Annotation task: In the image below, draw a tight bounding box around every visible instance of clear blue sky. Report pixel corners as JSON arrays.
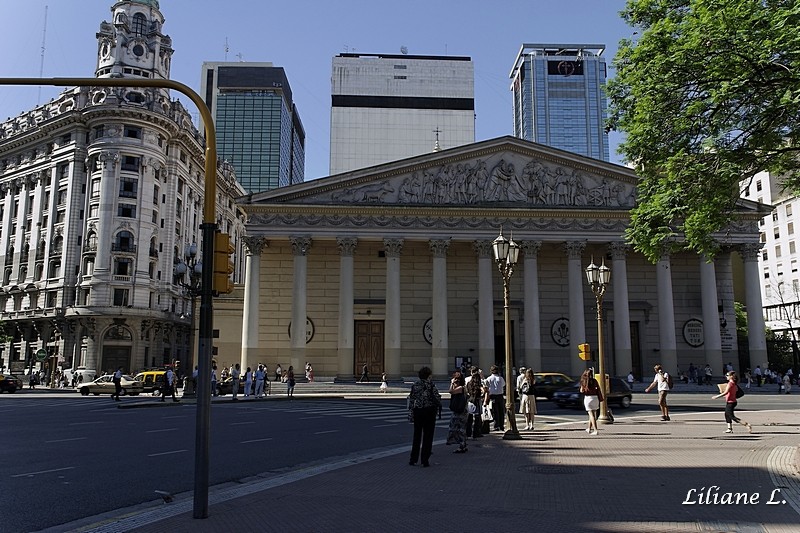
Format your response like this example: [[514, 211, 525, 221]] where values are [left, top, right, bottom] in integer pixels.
[[0, 0, 633, 180]]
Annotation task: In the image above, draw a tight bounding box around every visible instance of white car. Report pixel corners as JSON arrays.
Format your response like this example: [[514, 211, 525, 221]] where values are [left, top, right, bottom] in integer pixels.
[[77, 374, 143, 396], [63, 366, 97, 385]]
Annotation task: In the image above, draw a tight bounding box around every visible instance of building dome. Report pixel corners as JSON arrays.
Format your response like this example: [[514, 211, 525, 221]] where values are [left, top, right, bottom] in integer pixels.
[[129, 0, 160, 8]]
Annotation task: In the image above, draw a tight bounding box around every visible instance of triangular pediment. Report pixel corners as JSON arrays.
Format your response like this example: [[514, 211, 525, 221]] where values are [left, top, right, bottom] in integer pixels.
[[243, 136, 640, 210]]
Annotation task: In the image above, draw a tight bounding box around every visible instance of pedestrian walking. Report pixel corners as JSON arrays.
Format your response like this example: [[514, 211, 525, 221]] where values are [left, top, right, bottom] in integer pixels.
[[644, 364, 671, 421], [446, 371, 468, 454], [519, 368, 537, 430], [485, 365, 506, 431], [380, 372, 388, 392], [407, 366, 441, 467], [712, 370, 752, 433], [754, 365, 762, 386], [112, 366, 123, 401], [243, 367, 253, 397], [783, 372, 791, 394], [287, 366, 295, 397], [359, 363, 369, 383], [579, 369, 603, 435], [160, 367, 179, 402], [231, 363, 241, 401], [211, 364, 218, 397], [275, 364, 282, 384], [627, 370, 635, 390], [465, 366, 486, 439], [254, 364, 265, 398]]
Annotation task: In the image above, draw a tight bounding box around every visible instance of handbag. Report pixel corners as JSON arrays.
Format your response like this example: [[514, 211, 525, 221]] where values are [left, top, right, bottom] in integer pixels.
[[735, 385, 745, 399], [482, 403, 493, 422], [467, 401, 477, 414], [449, 391, 467, 413]]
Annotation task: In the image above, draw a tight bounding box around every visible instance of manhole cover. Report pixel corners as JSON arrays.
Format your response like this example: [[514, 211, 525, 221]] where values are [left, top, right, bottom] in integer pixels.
[[517, 465, 579, 475]]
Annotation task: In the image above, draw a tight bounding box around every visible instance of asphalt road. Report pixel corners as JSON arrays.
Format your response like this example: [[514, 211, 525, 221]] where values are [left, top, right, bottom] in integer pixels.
[[1, 391, 796, 532]]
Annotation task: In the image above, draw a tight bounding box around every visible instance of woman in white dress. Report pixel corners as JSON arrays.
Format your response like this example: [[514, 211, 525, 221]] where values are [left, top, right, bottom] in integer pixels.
[[518, 368, 537, 430]]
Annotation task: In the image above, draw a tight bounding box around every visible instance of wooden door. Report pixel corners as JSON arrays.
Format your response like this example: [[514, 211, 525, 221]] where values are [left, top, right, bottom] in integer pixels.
[[354, 321, 384, 378]]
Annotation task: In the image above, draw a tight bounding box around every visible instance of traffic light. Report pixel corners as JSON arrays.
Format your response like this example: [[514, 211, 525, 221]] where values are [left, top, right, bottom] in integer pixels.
[[578, 343, 591, 361], [212, 232, 235, 294]]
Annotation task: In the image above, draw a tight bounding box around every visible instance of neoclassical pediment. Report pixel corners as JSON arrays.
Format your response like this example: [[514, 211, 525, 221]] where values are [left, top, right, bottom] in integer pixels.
[[244, 136, 640, 210]]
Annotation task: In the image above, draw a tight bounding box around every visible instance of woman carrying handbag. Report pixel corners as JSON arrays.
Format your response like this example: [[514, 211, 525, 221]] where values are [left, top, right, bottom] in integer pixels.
[[446, 371, 469, 454], [579, 369, 603, 436]]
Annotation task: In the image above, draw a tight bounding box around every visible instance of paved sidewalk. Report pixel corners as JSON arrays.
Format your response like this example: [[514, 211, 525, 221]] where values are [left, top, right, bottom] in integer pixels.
[[58, 405, 800, 533]]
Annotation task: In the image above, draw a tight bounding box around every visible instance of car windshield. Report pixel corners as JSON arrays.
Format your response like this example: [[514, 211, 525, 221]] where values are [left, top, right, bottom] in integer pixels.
[[122, 375, 135, 381]]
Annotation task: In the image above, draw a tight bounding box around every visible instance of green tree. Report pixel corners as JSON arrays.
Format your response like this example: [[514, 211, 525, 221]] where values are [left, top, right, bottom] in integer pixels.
[[607, 0, 800, 262]]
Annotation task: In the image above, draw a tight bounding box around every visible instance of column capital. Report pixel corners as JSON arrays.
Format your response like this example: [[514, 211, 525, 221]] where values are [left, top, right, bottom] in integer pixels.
[[520, 240, 542, 257], [337, 237, 358, 257], [290, 236, 312, 257], [472, 240, 493, 258], [429, 239, 450, 258], [608, 241, 629, 260], [99, 151, 120, 168], [563, 241, 585, 260], [739, 243, 763, 262], [242, 236, 269, 256], [383, 238, 403, 258]]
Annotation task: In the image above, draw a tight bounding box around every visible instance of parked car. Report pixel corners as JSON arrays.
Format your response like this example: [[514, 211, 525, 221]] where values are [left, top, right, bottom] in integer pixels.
[[532, 372, 575, 399], [77, 375, 143, 396], [552, 377, 633, 409], [0, 374, 19, 393], [217, 377, 245, 396], [133, 370, 167, 394]]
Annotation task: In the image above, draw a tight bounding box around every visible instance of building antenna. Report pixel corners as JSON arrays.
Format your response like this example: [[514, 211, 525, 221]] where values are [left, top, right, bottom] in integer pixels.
[[37, 5, 48, 105], [224, 37, 229, 61]]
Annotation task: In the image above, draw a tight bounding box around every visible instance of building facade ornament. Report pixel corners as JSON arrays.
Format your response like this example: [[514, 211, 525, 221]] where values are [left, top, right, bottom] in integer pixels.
[[383, 238, 403, 257], [99, 151, 120, 168], [429, 239, 451, 258], [472, 240, 493, 258], [609, 241, 629, 260], [739, 243, 763, 261], [242, 236, 269, 256], [519, 240, 542, 257], [336, 237, 358, 257], [564, 241, 586, 260], [290, 237, 312, 256]]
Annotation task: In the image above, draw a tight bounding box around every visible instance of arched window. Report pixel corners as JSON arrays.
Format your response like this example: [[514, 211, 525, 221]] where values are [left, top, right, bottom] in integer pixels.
[[114, 231, 135, 252], [86, 232, 98, 251], [131, 13, 147, 36], [51, 236, 64, 255]]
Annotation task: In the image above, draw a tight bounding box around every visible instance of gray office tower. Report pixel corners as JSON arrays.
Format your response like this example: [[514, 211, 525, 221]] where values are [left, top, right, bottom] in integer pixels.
[[509, 44, 610, 161], [201, 62, 305, 192]]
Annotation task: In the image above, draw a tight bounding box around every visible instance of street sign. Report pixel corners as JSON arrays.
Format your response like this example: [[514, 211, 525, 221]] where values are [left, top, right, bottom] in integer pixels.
[[35, 349, 48, 361]]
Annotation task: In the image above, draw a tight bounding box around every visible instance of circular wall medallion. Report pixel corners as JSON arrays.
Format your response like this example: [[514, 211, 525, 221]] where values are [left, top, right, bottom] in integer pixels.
[[423, 317, 433, 345], [287, 317, 315, 344], [132, 44, 145, 57], [683, 318, 704, 347], [550, 317, 570, 347]]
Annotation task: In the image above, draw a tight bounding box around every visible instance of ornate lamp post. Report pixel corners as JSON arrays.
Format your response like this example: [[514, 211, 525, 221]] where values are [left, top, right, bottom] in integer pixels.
[[585, 256, 613, 424], [174, 243, 202, 397], [492, 230, 522, 440]]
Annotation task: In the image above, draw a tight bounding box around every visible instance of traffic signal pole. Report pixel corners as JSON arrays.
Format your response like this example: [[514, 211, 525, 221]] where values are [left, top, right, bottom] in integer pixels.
[[0, 77, 218, 519]]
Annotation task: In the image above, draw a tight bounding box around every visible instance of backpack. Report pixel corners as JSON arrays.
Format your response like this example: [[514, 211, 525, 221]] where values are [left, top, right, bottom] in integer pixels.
[[666, 373, 674, 390]]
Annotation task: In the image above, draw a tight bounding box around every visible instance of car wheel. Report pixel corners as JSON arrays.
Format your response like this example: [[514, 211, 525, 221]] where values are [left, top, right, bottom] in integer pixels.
[[80, 388, 89, 396], [93, 392, 100, 396], [130, 392, 140, 396], [620, 395, 631, 409]]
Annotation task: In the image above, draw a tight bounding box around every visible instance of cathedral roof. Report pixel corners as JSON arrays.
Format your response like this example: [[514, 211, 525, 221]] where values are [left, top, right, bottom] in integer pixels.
[[128, 0, 160, 8]]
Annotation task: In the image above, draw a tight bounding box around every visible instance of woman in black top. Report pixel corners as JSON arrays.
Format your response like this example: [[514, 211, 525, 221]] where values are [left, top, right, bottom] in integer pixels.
[[407, 367, 441, 467]]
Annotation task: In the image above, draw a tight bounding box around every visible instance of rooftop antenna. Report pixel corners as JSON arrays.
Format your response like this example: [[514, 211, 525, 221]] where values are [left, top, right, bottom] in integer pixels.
[[224, 37, 229, 61], [37, 5, 48, 105], [400, 45, 408, 55], [235, 52, 244, 62]]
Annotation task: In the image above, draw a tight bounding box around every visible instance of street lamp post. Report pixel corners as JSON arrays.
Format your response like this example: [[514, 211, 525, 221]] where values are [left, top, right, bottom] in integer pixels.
[[174, 243, 202, 397], [585, 256, 612, 424], [492, 230, 522, 440]]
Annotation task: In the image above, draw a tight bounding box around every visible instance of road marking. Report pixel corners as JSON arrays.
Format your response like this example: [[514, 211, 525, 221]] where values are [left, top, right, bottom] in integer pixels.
[[146, 449, 187, 457], [230, 421, 255, 426], [12, 466, 75, 478], [241, 438, 273, 444], [161, 415, 187, 419], [314, 430, 339, 435], [372, 423, 398, 428], [146, 428, 178, 434], [298, 416, 323, 420], [45, 437, 87, 443], [69, 421, 105, 426]]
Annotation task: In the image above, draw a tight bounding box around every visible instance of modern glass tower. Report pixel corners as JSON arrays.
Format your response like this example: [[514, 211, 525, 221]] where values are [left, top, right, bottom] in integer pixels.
[[330, 53, 475, 175], [509, 44, 610, 161], [201, 62, 305, 193]]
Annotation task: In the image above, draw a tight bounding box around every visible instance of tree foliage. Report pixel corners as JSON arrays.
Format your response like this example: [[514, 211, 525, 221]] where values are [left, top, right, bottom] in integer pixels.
[[607, 0, 800, 262]]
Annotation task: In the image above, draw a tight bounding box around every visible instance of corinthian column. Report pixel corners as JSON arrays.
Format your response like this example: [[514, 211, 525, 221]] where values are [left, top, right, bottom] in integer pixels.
[[609, 242, 632, 377], [240, 236, 268, 372], [473, 240, 495, 373], [520, 241, 542, 372], [290, 237, 312, 371], [384, 238, 404, 380], [337, 237, 357, 380], [565, 241, 586, 377], [740, 244, 767, 371], [429, 239, 450, 378]]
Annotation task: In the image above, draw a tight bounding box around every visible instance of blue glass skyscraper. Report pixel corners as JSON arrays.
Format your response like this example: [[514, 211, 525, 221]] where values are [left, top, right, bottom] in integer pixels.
[[510, 44, 610, 161]]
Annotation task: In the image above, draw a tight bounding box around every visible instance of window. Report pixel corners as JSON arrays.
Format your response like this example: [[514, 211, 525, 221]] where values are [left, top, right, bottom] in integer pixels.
[[756, 180, 762, 192], [48, 260, 61, 279], [114, 258, 132, 276], [131, 13, 147, 36], [791, 242, 797, 254], [46, 292, 57, 308], [795, 280, 800, 293], [787, 204, 793, 217], [114, 231, 135, 252], [124, 126, 142, 139], [59, 164, 69, 179], [153, 185, 159, 204], [789, 222, 794, 235], [113, 289, 130, 306], [121, 156, 140, 172], [55, 210, 66, 224], [88, 204, 99, 218], [764, 271, 770, 279], [776, 246, 782, 258], [765, 285, 772, 297], [94, 125, 105, 139], [57, 189, 68, 205], [119, 177, 138, 198], [763, 250, 769, 261], [177, 180, 184, 194], [118, 203, 137, 218], [90, 179, 101, 198], [775, 229, 780, 240]]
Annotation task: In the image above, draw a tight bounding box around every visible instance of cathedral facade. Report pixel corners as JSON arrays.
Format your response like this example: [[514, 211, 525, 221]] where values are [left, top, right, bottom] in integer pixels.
[[238, 137, 768, 380]]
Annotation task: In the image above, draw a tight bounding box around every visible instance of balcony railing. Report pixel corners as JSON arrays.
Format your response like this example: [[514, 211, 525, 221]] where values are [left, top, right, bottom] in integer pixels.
[[111, 244, 137, 253], [112, 275, 131, 282]]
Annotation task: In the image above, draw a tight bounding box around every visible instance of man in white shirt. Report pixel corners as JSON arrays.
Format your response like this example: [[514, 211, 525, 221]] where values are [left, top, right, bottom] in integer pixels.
[[231, 363, 241, 401], [754, 365, 762, 387], [644, 364, 670, 421], [485, 365, 506, 431], [254, 364, 265, 398]]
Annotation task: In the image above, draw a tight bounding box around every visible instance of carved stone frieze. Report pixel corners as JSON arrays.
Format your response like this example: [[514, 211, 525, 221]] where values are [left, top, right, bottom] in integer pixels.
[[609, 241, 629, 260], [564, 241, 586, 260], [738, 243, 763, 261], [293, 154, 637, 209], [472, 240, 492, 258], [290, 237, 312, 256], [337, 237, 358, 257], [519, 241, 542, 257], [383, 238, 403, 258], [429, 239, 450, 258]]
